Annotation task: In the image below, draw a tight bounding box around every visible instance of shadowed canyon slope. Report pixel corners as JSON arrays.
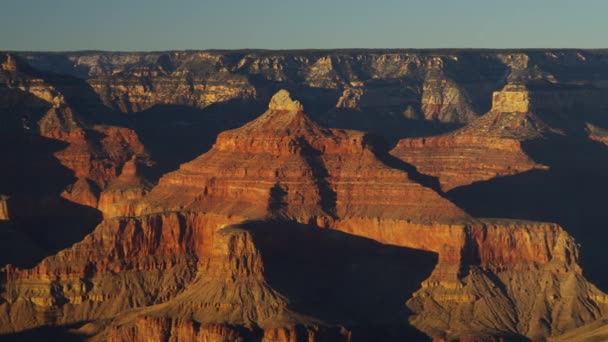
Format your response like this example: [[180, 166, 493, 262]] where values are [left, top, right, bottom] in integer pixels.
[[2, 50, 608, 341]]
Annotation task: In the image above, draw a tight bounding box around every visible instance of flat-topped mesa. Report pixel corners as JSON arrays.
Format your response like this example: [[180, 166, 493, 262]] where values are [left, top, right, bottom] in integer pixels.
[[491, 83, 530, 113], [140, 89, 468, 222], [392, 83, 551, 191], [454, 83, 554, 140]]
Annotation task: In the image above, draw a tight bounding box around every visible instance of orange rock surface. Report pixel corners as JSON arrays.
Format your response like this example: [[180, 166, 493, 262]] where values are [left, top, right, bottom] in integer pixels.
[[1, 87, 607, 341], [0, 53, 149, 212], [391, 84, 552, 191], [97, 157, 151, 218], [139, 89, 467, 222]]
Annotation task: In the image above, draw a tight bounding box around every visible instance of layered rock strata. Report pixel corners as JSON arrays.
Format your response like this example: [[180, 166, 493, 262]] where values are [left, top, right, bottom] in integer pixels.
[[1, 90, 468, 337], [138, 89, 467, 222], [391, 84, 551, 191], [103, 226, 350, 341], [1, 89, 606, 341], [0, 53, 149, 211]]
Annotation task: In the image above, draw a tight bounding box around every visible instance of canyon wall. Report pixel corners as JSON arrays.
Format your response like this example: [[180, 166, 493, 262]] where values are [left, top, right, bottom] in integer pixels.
[[3, 51, 608, 341], [18, 50, 608, 142]]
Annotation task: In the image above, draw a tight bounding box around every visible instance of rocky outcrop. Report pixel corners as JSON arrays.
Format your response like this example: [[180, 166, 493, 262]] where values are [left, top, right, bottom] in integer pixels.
[[105, 316, 349, 342], [405, 219, 607, 341], [0, 195, 9, 221], [420, 56, 479, 122], [0, 52, 149, 211], [491, 84, 530, 113], [391, 83, 553, 191], [101, 225, 350, 341], [97, 157, 151, 218], [15, 50, 608, 129], [0, 211, 204, 332]]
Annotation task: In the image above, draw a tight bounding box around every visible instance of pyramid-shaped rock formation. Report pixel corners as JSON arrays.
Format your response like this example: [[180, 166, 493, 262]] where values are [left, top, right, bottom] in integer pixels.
[[392, 83, 552, 191], [139, 89, 468, 222]]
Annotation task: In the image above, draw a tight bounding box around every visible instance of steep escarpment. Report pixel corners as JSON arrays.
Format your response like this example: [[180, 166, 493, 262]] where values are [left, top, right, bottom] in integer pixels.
[[408, 220, 608, 341], [16, 50, 506, 141], [102, 225, 352, 341], [0, 212, 206, 333], [1, 53, 148, 199], [18, 49, 608, 142]]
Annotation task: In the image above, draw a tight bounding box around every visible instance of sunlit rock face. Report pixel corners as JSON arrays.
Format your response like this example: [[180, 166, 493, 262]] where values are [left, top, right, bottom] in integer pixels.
[[491, 84, 530, 113], [391, 83, 552, 191], [138, 89, 468, 222], [3, 50, 608, 341], [20, 49, 608, 144], [0, 195, 9, 221], [0, 53, 149, 207]]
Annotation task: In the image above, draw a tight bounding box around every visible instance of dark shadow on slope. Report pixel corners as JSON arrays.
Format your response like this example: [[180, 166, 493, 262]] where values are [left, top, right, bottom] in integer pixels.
[[243, 220, 437, 341], [440, 52, 509, 116], [0, 134, 102, 268], [297, 139, 337, 218], [268, 183, 288, 216], [326, 108, 464, 146], [447, 135, 608, 292], [24, 67, 128, 128], [246, 79, 342, 119], [131, 99, 264, 179], [246, 78, 464, 146], [0, 220, 43, 268], [365, 134, 443, 193], [0, 322, 92, 342]]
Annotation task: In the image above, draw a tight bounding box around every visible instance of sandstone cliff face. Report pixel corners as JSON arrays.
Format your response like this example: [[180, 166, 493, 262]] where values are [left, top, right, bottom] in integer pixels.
[[407, 219, 608, 340], [15, 50, 509, 138], [102, 225, 350, 342], [0, 212, 203, 332]]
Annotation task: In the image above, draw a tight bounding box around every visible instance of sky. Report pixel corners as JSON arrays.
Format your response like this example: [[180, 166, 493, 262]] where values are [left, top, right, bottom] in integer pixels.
[[1, 0, 606, 51]]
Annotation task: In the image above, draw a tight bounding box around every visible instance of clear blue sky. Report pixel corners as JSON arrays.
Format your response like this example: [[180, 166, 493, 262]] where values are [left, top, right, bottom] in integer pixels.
[[1, 0, 606, 51]]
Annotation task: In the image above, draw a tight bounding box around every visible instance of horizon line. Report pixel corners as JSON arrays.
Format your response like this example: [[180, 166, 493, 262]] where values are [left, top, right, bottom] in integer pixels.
[[5, 47, 608, 54]]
